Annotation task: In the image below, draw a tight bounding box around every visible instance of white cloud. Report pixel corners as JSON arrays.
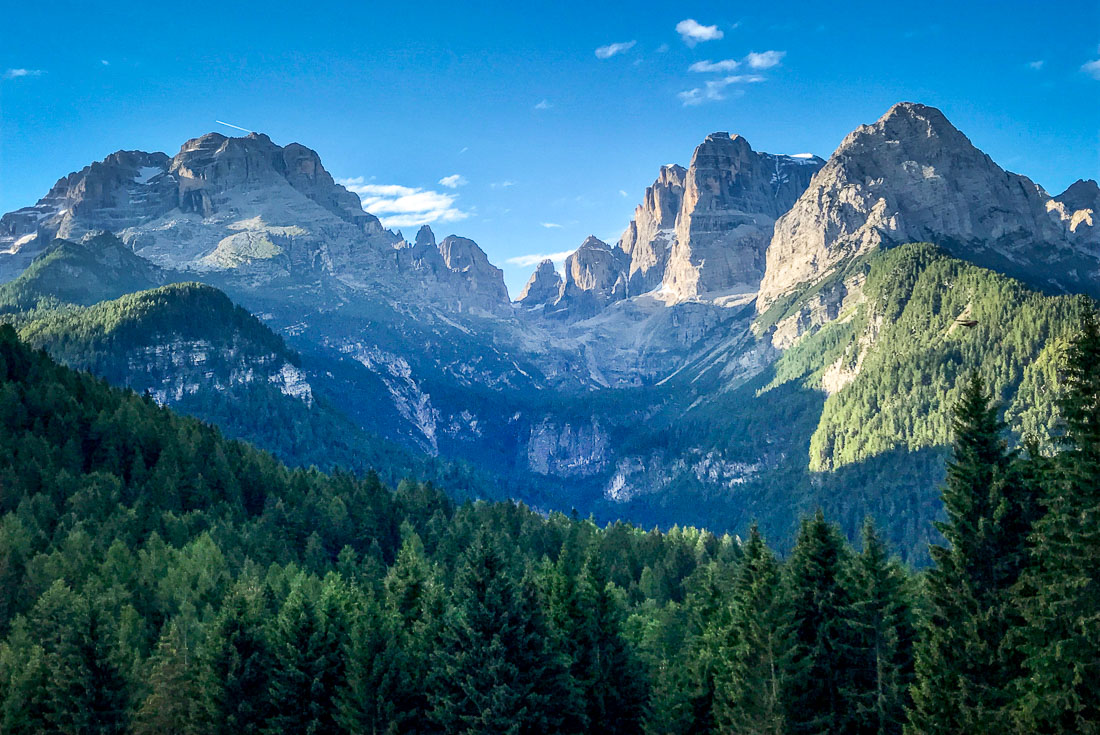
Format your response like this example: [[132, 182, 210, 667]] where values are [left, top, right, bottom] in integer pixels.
[[506, 250, 575, 267], [619, 190, 629, 197], [534, 99, 553, 110], [689, 59, 740, 73], [656, 43, 670, 53], [438, 174, 467, 188], [1082, 59, 1100, 80], [490, 180, 516, 189], [101, 59, 110, 66], [1027, 60, 1044, 70], [745, 50, 786, 69], [3, 68, 44, 79], [540, 222, 563, 229], [459, 146, 469, 154], [337, 177, 470, 228], [595, 41, 637, 59], [676, 19, 723, 46], [678, 75, 764, 105]]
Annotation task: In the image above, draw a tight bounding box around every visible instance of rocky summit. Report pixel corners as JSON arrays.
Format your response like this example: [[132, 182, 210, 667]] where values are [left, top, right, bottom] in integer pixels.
[[758, 102, 1100, 311]]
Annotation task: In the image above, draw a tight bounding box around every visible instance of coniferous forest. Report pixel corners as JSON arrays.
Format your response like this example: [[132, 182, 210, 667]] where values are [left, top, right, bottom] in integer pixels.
[[1, 311, 1099, 735]]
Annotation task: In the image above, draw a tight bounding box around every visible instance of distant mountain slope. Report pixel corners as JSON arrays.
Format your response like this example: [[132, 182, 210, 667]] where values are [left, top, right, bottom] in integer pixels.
[[0, 234, 166, 312], [11, 282, 496, 497]]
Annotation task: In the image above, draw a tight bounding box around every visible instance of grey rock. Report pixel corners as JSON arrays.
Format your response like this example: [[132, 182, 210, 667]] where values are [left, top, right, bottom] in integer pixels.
[[619, 164, 686, 293], [758, 102, 1100, 311], [664, 133, 823, 300], [554, 236, 630, 318], [516, 259, 563, 308]]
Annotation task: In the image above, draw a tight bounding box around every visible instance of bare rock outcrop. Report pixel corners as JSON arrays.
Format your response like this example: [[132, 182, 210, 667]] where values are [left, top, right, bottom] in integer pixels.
[[516, 259, 563, 309], [758, 102, 1100, 311]]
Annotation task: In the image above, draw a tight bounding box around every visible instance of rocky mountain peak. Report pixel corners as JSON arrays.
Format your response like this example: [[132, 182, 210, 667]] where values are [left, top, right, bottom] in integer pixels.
[[415, 224, 437, 248], [661, 130, 823, 301], [758, 102, 1100, 314], [516, 259, 563, 309], [1056, 179, 1100, 213]]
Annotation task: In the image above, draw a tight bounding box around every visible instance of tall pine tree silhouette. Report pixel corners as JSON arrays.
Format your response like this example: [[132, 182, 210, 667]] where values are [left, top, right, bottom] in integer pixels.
[[907, 372, 1035, 734], [1017, 313, 1100, 733]]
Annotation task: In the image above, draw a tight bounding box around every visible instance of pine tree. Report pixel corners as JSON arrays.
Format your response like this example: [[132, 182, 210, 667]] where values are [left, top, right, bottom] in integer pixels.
[[132, 618, 210, 735], [1017, 313, 1100, 733], [847, 519, 916, 735], [713, 523, 789, 735], [336, 586, 394, 735], [573, 552, 648, 735], [382, 531, 444, 734], [428, 532, 569, 735], [783, 510, 859, 735], [204, 582, 275, 735], [907, 372, 1035, 734], [264, 575, 347, 735], [18, 580, 128, 735]]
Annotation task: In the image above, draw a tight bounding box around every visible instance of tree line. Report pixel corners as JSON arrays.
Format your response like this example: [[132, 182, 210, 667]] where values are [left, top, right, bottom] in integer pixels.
[[0, 313, 1097, 733]]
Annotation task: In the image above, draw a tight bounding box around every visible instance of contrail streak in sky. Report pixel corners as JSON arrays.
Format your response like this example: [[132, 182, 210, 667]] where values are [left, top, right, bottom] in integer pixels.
[[215, 120, 253, 133]]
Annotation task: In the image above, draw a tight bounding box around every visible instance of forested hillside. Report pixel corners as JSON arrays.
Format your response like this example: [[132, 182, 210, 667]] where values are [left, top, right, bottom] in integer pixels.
[[0, 277, 495, 499], [0, 314, 1098, 733]]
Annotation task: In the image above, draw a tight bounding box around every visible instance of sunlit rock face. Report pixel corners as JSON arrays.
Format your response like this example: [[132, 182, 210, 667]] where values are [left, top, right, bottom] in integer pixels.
[[619, 164, 686, 295], [661, 133, 823, 301], [758, 102, 1100, 311]]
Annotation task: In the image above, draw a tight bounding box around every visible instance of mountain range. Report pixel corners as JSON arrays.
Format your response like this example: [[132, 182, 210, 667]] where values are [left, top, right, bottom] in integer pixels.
[[1, 101, 1096, 560]]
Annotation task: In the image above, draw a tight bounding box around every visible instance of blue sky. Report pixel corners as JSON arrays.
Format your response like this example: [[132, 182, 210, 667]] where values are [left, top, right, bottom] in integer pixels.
[[2, 1, 1098, 296]]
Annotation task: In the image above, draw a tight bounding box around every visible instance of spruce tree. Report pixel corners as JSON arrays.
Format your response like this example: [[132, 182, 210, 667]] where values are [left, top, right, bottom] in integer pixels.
[[132, 618, 209, 735], [573, 552, 648, 735], [428, 532, 569, 735], [382, 531, 444, 734], [783, 510, 859, 735], [15, 580, 128, 735], [265, 575, 347, 735], [713, 523, 789, 735], [847, 519, 916, 735], [1017, 313, 1100, 733], [204, 582, 275, 735], [907, 372, 1034, 734]]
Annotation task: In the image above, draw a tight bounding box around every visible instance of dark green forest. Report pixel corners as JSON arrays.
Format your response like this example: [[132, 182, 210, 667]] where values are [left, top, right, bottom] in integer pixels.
[[0, 304, 1098, 733]]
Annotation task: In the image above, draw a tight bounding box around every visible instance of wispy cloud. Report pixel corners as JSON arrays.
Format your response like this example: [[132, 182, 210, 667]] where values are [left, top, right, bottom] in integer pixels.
[[438, 174, 467, 188], [337, 177, 470, 228], [678, 75, 764, 106], [595, 41, 637, 59], [490, 180, 516, 189], [689, 59, 740, 73], [676, 19, 723, 46], [534, 99, 553, 110], [540, 222, 563, 229], [458, 146, 469, 154], [1027, 60, 1044, 71], [745, 50, 786, 69], [100, 59, 110, 66], [506, 250, 575, 268], [656, 43, 670, 53], [1082, 59, 1100, 80], [3, 68, 44, 79], [619, 190, 629, 197]]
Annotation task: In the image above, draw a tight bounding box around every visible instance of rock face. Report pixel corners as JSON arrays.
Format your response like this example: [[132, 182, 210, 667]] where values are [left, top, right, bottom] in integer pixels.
[[758, 102, 1100, 310], [662, 133, 823, 301], [554, 236, 630, 318], [619, 164, 686, 294], [516, 259, 563, 308], [0, 132, 513, 315], [521, 135, 822, 318], [1056, 179, 1100, 214]]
